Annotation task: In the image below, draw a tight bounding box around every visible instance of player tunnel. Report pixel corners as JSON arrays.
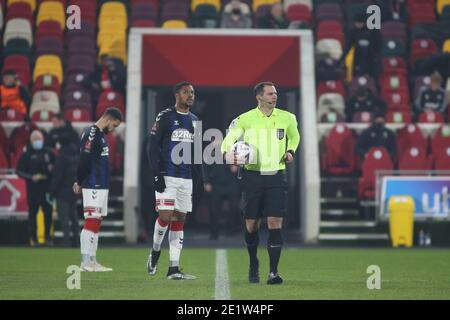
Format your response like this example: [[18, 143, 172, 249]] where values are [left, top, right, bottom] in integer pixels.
[[125, 30, 319, 244]]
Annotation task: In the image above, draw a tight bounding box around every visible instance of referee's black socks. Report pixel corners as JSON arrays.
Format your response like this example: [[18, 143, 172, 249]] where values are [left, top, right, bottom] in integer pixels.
[[267, 229, 283, 274], [244, 230, 259, 267]]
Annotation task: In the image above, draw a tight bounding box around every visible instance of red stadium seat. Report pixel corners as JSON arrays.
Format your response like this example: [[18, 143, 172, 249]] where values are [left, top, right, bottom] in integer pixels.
[[317, 80, 346, 99], [9, 122, 38, 154], [382, 57, 407, 73], [35, 20, 63, 44], [386, 110, 412, 124], [5, 2, 34, 25], [32, 74, 61, 97], [418, 110, 445, 124], [410, 39, 438, 69], [286, 4, 312, 24], [321, 124, 357, 175], [381, 89, 410, 111], [408, 3, 436, 28], [352, 111, 373, 123], [398, 147, 432, 175], [0, 108, 26, 121], [358, 147, 394, 200], [64, 107, 92, 122], [316, 21, 344, 47], [396, 123, 428, 158], [433, 147, 450, 172], [96, 91, 125, 121], [431, 125, 450, 158]]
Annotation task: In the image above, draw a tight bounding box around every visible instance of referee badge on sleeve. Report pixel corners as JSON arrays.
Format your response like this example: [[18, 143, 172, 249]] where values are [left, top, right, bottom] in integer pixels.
[[276, 129, 285, 140]]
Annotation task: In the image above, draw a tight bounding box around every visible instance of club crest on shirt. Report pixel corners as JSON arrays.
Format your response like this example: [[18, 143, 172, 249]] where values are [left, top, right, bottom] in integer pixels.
[[276, 129, 285, 140]]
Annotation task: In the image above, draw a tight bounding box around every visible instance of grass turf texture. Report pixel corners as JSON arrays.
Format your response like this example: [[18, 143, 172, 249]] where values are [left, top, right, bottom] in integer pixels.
[[1, 248, 450, 299]]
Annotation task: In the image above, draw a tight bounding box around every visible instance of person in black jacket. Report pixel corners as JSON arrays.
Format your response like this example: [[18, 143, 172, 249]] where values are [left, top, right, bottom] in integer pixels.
[[16, 130, 55, 247], [48, 113, 80, 149], [345, 87, 387, 121], [339, 12, 382, 79], [356, 112, 397, 160], [49, 136, 80, 247]]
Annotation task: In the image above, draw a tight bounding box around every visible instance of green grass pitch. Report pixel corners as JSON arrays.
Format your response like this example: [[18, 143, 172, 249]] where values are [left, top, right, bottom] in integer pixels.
[[1, 248, 450, 300]]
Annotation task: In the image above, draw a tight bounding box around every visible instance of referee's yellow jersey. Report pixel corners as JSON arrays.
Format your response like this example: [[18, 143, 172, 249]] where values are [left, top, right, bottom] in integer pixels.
[[221, 106, 301, 172]]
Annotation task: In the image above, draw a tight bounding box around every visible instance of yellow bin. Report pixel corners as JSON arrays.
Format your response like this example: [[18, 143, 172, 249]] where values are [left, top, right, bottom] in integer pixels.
[[388, 196, 415, 247]]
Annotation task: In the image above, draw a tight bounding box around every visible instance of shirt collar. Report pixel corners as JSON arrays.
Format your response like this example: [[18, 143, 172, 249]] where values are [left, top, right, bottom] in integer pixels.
[[256, 106, 278, 118]]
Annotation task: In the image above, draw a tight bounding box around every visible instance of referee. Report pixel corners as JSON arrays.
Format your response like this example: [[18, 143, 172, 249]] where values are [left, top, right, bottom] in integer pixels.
[[221, 82, 300, 285]]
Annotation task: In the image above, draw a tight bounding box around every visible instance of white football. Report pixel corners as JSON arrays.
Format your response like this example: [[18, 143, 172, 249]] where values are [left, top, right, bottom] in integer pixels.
[[232, 141, 256, 164]]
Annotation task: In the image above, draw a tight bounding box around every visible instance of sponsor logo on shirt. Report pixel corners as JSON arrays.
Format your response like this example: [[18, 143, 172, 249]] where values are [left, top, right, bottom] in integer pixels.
[[171, 129, 194, 142]]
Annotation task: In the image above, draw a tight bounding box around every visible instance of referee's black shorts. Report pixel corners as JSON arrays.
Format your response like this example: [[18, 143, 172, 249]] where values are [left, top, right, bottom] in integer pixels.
[[241, 169, 287, 219]]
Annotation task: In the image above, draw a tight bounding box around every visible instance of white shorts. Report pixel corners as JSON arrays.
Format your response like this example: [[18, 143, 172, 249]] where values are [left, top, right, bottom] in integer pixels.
[[155, 176, 193, 213], [82, 189, 109, 219]]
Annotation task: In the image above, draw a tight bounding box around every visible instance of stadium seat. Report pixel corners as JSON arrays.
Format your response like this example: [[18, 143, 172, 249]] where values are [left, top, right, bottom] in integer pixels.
[[7, 0, 36, 11], [382, 57, 407, 74], [408, 3, 436, 28], [36, 0, 66, 29], [35, 20, 63, 44], [64, 89, 92, 110], [193, 4, 219, 28], [396, 124, 428, 158], [10, 144, 25, 168], [319, 111, 346, 123], [437, 0, 450, 14], [161, 2, 190, 23], [431, 125, 450, 158], [317, 80, 346, 99], [317, 93, 345, 120], [162, 20, 188, 29], [98, 37, 127, 64], [315, 3, 343, 23], [442, 39, 450, 53], [65, 22, 95, 44], [191, 0, 220, 12], [131, 2, 157, 27], [286, 4, 312, 24], [252, 0, 279, 12], [5, 2, 34, 25], [69, 0, 97, 27], [3, 38, 31, 58], [284, 0, 312, 11], [66, 54, 95, 77], [30, 90, 60, 120], [348, 75, 377, 97], [381, 21, 407, 44], [96, 91, 125, 121], [64, 107, 92, 122], [386, 110, 412, 124], [352, 111, 373, 123], [9, 121, 38, 154], [0, 108, 26, 121], [35, 37, 63, 58], [2, 54, 31, 86], [382, 40, 406, 58], [358, 147, 394, 200], [97, 28, 127, 48], [33, 54, 63, 84], [398, 147, 432, 174], [99, 1, 127, 28], [68, 37, 96, 61], [410, 39, 438, 69], [316, 21, 344, 47], [3, 18, 33, 46], [418, 111, 445, 124], [381, 89, 410, 110], [433, 147, 450, 172], [316, 39, 343, 61], [32, 74, 61, 97], [321, 124, 357, 175]]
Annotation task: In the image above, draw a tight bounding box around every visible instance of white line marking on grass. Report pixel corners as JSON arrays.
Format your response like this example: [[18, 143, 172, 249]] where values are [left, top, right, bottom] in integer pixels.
[[215, 249, 230, 300]]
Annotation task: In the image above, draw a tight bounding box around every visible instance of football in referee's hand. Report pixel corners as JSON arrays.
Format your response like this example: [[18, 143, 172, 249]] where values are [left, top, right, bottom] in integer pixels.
[[230, 141, 256, 165]]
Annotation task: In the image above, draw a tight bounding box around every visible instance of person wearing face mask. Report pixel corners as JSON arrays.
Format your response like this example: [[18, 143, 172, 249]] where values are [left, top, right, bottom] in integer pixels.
[[356, 112, 397, 160], [16, 130, 55, 247]]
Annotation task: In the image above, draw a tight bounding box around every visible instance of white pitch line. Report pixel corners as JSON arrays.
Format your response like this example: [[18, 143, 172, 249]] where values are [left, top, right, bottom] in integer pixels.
[[215, 249, 231, 300]]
